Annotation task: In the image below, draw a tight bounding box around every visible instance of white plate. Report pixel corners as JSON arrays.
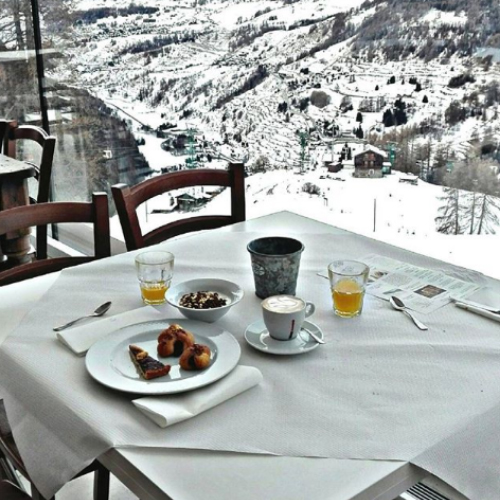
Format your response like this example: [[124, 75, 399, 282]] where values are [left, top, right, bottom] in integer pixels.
[[86, 319, 241, 394], [244, 320, 323, 355]]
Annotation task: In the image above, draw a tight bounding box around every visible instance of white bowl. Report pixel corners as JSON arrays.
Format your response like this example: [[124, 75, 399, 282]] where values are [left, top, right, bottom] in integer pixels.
[[166, 278, 244, 323]]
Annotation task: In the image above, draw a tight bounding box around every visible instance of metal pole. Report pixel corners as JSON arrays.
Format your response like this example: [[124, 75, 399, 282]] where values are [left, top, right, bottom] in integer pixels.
[[373, 198, 376, 232], [31, 0, 59, 241], [31, 0, 50, 134]]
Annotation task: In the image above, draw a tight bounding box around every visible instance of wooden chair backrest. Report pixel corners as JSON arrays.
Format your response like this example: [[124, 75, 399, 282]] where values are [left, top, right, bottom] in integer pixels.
[[4, 124, 56, 204], [2, 123, 57, 260], [0, 193, 111, 287], [112, 163, 246, 251]]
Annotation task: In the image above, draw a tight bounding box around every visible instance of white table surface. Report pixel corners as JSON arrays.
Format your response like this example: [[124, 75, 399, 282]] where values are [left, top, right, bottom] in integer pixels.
[[2, 211, 472, 500]]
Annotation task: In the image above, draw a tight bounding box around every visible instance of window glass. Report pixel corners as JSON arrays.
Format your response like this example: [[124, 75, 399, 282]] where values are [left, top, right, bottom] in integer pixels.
[[0, 1, 40, 125], [3, 1, 500, 277], [35, 0, 152, 203]]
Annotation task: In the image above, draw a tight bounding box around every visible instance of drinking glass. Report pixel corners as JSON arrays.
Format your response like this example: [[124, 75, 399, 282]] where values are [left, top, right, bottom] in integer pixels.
[[135, 251, 175, 305], [328, 260, 369, 318]]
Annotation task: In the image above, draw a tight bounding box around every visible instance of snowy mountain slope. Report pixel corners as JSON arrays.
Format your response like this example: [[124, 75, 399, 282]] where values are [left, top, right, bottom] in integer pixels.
[[61, 0, 500, 172], [53, 0, 500, 276]]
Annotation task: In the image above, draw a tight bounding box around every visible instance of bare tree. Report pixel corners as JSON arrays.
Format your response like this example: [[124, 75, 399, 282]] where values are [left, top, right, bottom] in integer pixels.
[[476, 193, 500, 234], [0, 0, 34, 50], [436, 158, 500, 234], [436, 186, 462, 235], [0, 0, 73, 48], [0, 0, 74, 119], [473, 161, 500, 234]]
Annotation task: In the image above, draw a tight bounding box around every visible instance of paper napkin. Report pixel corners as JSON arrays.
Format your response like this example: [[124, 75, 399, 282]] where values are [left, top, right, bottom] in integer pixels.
[[133, 365, 263, 428], [56, 306, 163, 356]]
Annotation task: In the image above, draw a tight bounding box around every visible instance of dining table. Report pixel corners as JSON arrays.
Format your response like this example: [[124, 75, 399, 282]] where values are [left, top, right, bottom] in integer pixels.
[[1, 210, 499, 500], [0, 153, 36, 266]]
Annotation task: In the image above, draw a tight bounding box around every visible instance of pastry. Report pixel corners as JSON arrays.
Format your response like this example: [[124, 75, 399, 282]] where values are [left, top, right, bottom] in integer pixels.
[[129, 344, 171, 380], [179, 343, 211, 370], [157, 324, 195, 357]]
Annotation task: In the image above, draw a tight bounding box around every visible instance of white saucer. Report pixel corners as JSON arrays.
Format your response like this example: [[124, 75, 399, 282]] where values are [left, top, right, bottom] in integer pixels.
[[244, 320, 324, 355]]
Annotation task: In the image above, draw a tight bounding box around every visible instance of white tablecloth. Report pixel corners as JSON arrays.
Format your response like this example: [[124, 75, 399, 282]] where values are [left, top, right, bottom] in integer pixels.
[[1, 230, 499, 499]]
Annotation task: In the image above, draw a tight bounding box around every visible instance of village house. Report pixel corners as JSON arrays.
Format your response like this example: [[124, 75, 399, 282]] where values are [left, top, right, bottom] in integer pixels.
[[324, 141, 392, 177], [353, 146, 389, 178]]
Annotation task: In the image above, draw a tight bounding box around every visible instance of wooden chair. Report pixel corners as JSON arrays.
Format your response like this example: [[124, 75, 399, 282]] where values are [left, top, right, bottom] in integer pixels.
[[2, 123, 56, 204], [0, 193, 111, 287], [0, 192, 111, 498], [0, 401, 110, 500], [1, 122, 56, 259], [112, 162, 246, 251], [0, 480, 31, 500], [0, 120, 17, 154]]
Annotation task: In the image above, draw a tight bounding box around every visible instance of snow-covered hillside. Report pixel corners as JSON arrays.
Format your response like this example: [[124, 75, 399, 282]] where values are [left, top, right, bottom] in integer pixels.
[[62, 0, 500, 172], [53, 0, 500, 278]]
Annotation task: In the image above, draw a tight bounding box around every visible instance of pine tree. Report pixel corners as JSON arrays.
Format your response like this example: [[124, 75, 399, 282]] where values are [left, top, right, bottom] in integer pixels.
[[422, 95, 429, 104], [394, 108, 407, 125], [383, 109, 394, 127], [356, 111, 363, 123], [445, 101, 466, 126]]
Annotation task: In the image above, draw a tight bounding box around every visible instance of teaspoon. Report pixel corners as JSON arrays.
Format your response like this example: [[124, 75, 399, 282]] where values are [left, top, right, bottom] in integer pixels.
[[389, 296, 428, 330], [302, 326, 325, 344], [53, 301, 112, 332]]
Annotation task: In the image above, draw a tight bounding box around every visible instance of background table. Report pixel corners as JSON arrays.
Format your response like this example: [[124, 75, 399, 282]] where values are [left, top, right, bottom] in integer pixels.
[[0, 153, 36, 266], [0, 212, 474, 500]]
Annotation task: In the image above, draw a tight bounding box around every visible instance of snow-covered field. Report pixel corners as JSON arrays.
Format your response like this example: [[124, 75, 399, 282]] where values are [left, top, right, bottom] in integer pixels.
[[110, 167, 500, 281]]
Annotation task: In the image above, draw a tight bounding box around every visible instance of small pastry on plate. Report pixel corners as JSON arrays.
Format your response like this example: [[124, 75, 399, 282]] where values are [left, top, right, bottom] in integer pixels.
[[179, 343, 211, 371], [157, 324, 195, 357], [129, 345, 171, 380]]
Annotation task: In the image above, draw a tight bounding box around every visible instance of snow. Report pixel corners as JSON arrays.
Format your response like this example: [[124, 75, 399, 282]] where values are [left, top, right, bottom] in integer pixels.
[[422, 9, 467, 27], [349, 6, 377, 27], [109, 168, 500, 281], [65, 0, 500, 282], [209, 1, 277, 29]]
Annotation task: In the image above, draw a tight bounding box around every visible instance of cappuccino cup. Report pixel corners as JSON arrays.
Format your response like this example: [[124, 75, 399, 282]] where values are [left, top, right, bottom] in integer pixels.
[[262, 295, 315, 341]]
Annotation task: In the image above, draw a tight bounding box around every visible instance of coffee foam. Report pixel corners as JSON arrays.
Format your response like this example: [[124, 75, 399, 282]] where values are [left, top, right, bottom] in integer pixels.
[[262, 295, 304, 313]]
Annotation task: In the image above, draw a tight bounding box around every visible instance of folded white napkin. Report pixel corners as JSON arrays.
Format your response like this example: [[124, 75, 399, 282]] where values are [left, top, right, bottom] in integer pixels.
[[56, 306, 163, 356], [133, 365, 263, 428]]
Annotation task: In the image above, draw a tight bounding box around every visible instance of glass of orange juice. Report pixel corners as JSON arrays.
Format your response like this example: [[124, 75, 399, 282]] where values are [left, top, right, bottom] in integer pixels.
[[135, 251, 175, 305], [328, 260, 369, 318]]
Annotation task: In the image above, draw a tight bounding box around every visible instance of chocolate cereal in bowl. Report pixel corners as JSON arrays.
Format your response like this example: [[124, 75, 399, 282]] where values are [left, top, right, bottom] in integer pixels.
[[166, 278, 244, 323]]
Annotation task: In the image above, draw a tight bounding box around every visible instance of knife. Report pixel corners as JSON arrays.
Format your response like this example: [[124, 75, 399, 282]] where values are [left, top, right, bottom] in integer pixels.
[[455, 302, 500, 323], [452, 298, 500, 314]]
